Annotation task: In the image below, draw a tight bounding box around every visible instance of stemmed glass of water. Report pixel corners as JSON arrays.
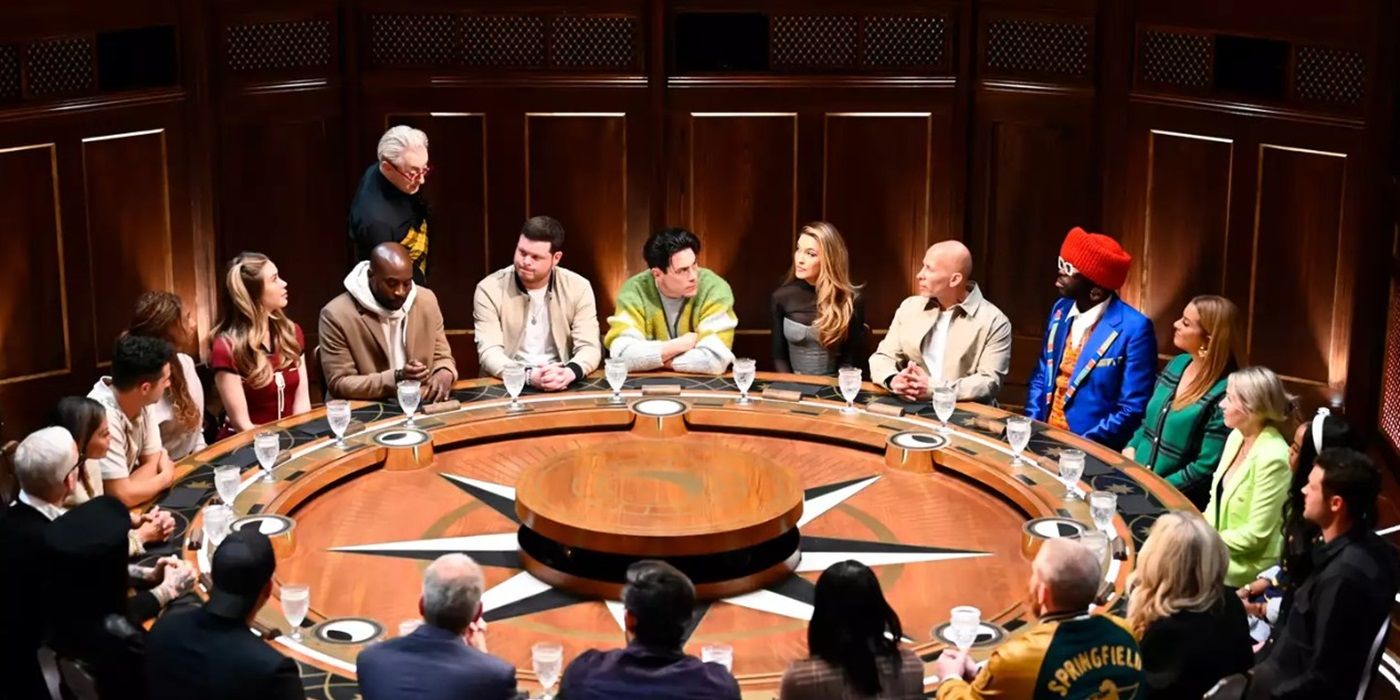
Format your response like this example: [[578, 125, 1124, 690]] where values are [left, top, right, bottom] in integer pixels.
[[213, 465, 240, 506], [532, 642, 563, 699], [326, 399, 351, 448], [280, 584, 310, 642], [1089, 490, 1118, 539], [253, 431, 280, 483], [604, 358, 627, 404], [397, 379, 421, 426], [1006, 416, 1032, 466], [733, 358, 756, 405], [502, 363, 528, 412], [946, 605, 981, 651], [202, 503, 233, 558], [932, 386, 957, 434], [1058, 449, 1085, 500], [837, 366, 862, 415]]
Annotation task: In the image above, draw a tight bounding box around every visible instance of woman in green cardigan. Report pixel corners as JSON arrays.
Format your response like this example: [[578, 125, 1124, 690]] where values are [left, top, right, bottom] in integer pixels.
[[1203, 365, 1294, 587], [1124, 295, 1241, 509]]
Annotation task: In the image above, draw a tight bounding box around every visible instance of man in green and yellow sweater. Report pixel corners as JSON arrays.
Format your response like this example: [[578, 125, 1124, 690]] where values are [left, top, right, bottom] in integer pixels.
[[604, 228, 737, 375]]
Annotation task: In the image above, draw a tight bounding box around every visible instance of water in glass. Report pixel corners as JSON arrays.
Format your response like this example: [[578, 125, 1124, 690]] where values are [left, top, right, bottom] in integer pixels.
[[326, 400, 351, 445], [502, 364, 527, 410], [1089, 490, 1117, 537], [532, 642, 563, 698], [838, 367, 862, 414], [253, 431, 280, 482], [213, 466, 240, 505], [1058, 449, 1085, 500], [733, 358, 756, 404], [1079, 530, 1110, 572], [280, 584, 310, 642], [397, 380, 421, 424], [1006, 417, 1032, 465], [932, 387, 956, 433], [202, 504, 233, 559], [605, 359, 627, 403], [701, 643, 734, 671], [949, 605, 981, 651]]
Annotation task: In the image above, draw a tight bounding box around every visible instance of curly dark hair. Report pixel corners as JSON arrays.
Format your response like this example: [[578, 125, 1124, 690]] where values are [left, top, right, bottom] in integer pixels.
[[111, 335, 172, 391]]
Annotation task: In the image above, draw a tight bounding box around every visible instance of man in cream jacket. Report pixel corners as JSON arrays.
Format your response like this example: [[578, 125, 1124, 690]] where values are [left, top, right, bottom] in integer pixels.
[[473, 216, 601, 390]]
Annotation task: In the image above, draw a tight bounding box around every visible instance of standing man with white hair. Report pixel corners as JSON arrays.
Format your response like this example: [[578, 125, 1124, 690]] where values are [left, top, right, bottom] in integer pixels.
[[356, 553, 517, 700], [349, 125, 433, 284]]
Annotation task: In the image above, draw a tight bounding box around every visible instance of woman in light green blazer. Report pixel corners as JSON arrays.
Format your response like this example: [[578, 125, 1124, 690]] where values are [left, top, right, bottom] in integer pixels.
[[1202, 366, 1294, 586]]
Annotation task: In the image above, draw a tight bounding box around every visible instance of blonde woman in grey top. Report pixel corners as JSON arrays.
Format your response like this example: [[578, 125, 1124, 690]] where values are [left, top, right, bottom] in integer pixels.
[[771, 222, 866, 376]]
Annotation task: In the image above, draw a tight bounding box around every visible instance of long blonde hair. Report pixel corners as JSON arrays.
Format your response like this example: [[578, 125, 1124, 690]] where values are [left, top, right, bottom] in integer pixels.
[[1127, 511, 1228, 637], [210, 252, 301, 389], [1174, 295, 1242, 409], [127, 291, 201, 432], [793, 222, 860, 349]]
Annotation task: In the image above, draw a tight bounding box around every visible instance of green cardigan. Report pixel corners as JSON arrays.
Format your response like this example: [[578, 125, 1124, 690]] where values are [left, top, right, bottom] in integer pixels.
[[1202, 426, 1291, 586], [1125, 354, 1229, 504]]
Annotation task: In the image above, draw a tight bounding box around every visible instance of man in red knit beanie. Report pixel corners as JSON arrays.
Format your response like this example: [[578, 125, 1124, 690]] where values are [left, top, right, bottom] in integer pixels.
[[1025, 227, 1156, 450]]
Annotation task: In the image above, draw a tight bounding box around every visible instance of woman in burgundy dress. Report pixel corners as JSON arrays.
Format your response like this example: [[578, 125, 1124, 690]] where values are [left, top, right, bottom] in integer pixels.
[[210, 252, 311, 439]]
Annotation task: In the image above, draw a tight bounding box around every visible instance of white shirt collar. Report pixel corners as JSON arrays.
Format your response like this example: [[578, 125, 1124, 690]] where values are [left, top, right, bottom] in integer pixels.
[[18, 490, 68, 521], [1066, 298, 1109, 325]]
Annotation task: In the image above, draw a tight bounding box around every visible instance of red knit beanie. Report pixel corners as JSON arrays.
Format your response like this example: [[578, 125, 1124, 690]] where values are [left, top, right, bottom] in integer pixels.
[[1059, 227, 1131, 291]]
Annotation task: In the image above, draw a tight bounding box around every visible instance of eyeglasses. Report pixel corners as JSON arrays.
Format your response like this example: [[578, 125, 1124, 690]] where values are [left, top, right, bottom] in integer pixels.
[[1057, 257, 1079, 277], [385, 160, 431, 183]]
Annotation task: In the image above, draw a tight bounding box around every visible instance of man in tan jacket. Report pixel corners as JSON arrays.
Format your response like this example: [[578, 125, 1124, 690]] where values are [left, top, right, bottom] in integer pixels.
[[319, 243, 457, 402], [473, 216, 601, 390], [869, 240, 1012, 404]]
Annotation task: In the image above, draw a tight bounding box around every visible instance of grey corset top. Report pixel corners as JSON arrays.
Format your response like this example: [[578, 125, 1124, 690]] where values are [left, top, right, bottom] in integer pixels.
[[782, 317, 838, 376]]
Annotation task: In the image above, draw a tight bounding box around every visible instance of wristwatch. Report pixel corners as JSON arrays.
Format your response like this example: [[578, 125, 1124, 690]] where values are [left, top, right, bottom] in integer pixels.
[[524, 366, 534, 387], [394, 368, 405, 383]]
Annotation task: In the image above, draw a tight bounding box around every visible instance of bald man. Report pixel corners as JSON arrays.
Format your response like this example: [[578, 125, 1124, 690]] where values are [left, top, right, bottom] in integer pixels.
[[933, 538, 1143, 699], [869, 241, 1012, 404], [319, 242, 457, 402]]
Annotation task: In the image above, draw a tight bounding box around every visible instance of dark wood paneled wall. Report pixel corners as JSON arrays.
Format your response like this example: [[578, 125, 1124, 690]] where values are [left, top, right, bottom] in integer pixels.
[[0, 0, 1394, 445]]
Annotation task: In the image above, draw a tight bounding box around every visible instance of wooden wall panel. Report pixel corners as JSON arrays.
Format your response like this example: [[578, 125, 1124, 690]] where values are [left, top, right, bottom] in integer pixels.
[[390, 113, 488, 332], [524, 114, 629, 320], [1248, 144, 1347, 385], [82, 129, 174, 363], [685, 113, 798, 332], [0, 143, 69, 382], [973, 116, 1097, 401], [823, 114, 933, 326], [216, 117, 347, 336], [1139, 130, 1234, 352]]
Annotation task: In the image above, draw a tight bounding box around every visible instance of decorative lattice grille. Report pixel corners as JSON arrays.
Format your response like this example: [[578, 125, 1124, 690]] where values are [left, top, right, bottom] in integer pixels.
[[27, 36, 94, 96], [369, 14, 458, 67], [1295, 45, 1365, 106], [225, 20, 331, 72], [551, 15, 636, 69], [1139, 30, 1211, 88], [0, 45, 19, 101], [985, 19, 1090, 77], [772, 15, 859, 68], [862, 15, 946, 68], [461, 14, 546, 67]]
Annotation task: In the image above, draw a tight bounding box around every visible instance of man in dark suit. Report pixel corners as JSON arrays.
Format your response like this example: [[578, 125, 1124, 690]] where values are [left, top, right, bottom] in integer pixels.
[[357, 554, 518, 700], [0, 427, 82, 700], [146, 527, 303, 700], [559, 560, 740, 700]]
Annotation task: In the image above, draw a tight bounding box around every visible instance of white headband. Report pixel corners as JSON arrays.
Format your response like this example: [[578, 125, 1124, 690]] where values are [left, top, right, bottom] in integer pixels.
[[1311, 407, 1330, 453]]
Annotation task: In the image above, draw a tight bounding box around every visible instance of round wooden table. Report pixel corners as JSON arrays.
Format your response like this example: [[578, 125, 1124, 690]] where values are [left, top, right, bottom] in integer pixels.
[[157, 372, 1192, 699]]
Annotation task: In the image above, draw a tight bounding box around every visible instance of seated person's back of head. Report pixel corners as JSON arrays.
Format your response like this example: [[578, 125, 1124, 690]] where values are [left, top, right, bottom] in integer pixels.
[[559, 560, 740, 700], [146, 527, 303, 700], [355, 553, 517, 700]]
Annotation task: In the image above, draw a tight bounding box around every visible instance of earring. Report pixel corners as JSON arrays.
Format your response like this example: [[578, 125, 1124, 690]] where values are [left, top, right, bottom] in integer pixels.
[[1199, 345, 1208, 357]]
